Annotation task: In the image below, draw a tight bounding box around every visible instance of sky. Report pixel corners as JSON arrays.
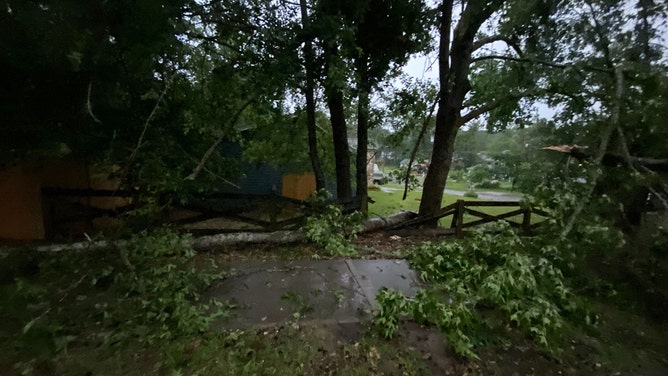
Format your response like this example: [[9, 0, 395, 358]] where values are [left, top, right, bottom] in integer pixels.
[[402, 52, 558, 122]]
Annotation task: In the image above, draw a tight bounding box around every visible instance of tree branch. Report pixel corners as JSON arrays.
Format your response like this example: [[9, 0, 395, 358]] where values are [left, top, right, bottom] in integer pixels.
[[184, 32, 243, 54], [86, 81, 102, 125], [471, 54, 612, 74], [403, 92, 439, 200], [126, 80, 172, 165], [174, 142, 240, 188], [185, 96, 256, 181], [561, 66, 624, 238], [458, 91, 537, 125], [615, 127, 668, 209], [472, 35, 524, 57]]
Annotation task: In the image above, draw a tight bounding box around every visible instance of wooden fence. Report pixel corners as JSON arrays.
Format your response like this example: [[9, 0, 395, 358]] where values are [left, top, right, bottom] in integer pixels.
[[41, 189, 366, 236], [41, 187, 548, 238], [391, 199, 550, 235]]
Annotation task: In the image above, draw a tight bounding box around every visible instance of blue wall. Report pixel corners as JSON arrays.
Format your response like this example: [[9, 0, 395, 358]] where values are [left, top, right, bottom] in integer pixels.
[[219, 141, 282, 195]]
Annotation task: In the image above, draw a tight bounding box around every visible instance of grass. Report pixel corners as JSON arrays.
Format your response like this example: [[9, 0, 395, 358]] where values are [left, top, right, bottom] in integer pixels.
[[172, 325, 432, 375], [368, 184, 543, 226]]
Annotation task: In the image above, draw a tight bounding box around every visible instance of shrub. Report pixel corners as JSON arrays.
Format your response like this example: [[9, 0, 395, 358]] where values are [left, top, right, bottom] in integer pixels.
[[466, 164, 494, 188], [478, 179, 501, 189], [448, 169, 465, 182], [463, 189, 478, 198]]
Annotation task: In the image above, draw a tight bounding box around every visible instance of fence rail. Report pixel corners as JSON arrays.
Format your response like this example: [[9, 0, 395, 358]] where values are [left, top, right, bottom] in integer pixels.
[[42, 188, 548, 238], [392, 199, 549, 235]]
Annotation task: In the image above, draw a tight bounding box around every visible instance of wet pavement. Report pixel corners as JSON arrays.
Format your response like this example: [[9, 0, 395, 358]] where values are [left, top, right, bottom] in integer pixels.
[[205, 259, 422, 329], [443, 189, 521, 202]]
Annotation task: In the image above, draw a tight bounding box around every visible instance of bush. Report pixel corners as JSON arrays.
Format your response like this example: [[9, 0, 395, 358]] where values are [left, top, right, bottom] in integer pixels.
[[478, 179, 501, 189], [466, 164, 494, 188], [448, 169, 465, 182], [463, 189, 478, 198]]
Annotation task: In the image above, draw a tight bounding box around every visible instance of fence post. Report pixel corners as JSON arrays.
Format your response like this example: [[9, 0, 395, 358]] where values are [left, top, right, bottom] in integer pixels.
[[454, 200, 465, 237], [522, 206, 532, 234]]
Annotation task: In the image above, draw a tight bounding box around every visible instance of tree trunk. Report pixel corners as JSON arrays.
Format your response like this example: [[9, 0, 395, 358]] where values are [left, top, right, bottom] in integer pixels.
[[192, 231, 305, 250], [19, 212, 419, 253], [419, 107, 459, 223], [356, 65, 371, 213], [418, 1, 503, 226], [418, 0, 455, 224], [360, 211, 418, 232], [300, 0, 326, 191], [324, 45, 353, 203], [327, 89, 352, 202]]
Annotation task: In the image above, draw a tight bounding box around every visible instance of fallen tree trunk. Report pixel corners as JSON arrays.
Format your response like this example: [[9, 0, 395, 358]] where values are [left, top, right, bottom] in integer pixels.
[[191, 231, 305, 250], [360, 211, 419, 233], [4, 211, 419, 253]]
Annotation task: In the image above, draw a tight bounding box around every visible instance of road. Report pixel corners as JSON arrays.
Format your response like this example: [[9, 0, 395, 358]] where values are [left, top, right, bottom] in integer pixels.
[[379, 186, 522, 202], [443, 189, 521, 202]]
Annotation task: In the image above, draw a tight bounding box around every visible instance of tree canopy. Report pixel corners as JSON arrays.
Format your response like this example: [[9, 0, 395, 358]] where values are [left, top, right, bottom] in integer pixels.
[[1, 0, 666, 220]]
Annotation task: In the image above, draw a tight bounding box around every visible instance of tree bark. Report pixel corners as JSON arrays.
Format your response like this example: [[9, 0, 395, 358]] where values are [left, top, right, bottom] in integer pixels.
[[300, 0, 326, 191], [418, 0, 456, 224], [327, 90, 352, 202], [191, 231, 305, 250], [360, 211, 417, 232], [324, 45, 353, 203], [356, 62, 371, 213]]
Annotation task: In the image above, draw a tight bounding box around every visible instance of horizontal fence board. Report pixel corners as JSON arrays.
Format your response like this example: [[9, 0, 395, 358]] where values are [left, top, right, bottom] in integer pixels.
[[463, 200, 523, 207], [42, 187, 136, 197]]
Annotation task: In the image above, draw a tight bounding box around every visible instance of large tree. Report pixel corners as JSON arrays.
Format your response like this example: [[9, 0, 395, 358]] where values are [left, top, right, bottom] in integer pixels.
[[420, 0, 508, 222], [313, 0, 428, 207], [352, 0, 429, 212], [419, 0, 667, 227]]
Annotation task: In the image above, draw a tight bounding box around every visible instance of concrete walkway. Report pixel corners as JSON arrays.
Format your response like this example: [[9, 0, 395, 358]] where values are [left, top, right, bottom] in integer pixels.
[[205, 259, 422, 329]]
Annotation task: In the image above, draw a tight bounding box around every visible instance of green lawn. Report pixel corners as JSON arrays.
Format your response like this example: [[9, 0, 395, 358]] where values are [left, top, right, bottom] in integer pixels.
[[368, 186, 543, 226]]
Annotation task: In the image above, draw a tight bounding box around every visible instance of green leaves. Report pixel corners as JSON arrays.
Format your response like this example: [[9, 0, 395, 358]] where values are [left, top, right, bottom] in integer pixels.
[[304, 191, 363, 257], [375, 222, 591, 358], [90, 229, 232, 346]]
